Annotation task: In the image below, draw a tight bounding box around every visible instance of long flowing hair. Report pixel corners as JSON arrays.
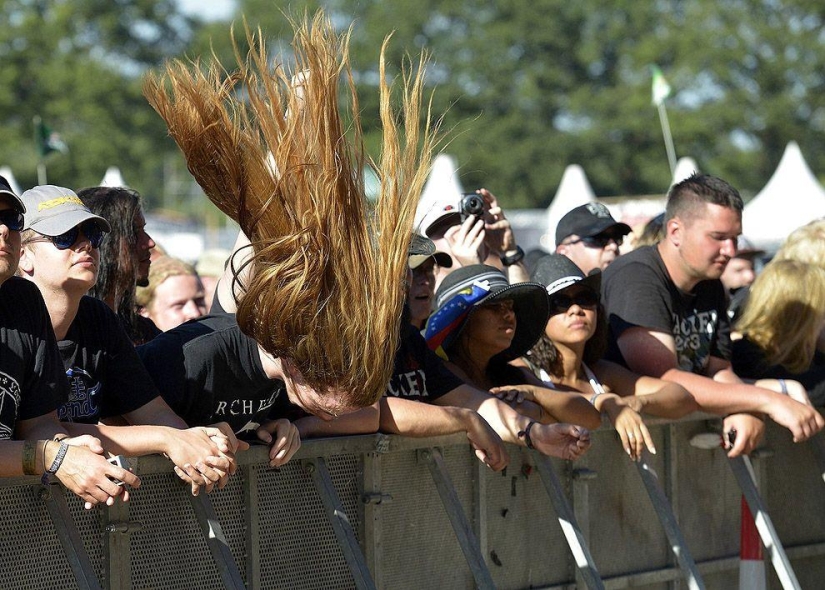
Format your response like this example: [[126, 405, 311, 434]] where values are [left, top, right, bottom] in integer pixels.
[[143, 11, 440, 407], [736, 260, 825, 373]]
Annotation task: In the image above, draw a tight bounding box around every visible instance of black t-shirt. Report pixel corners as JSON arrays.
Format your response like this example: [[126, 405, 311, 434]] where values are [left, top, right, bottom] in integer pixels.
[[386, 323, 464, 402], [732, 336, 825, 407], [0, 277, 65, 438], [57, 296, 161, 423], [137, 314, 291, 437], [602, 245, 731, 374]]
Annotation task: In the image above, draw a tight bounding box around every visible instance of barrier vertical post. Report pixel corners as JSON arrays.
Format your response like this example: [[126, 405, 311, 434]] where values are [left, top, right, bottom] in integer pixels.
[[188, 493, 247, 590]]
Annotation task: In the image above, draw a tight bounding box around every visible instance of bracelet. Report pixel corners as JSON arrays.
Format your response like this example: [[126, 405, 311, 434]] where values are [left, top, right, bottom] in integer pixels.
[[518, 420, 537, 450], [41, 441, 69, 485], [22, 440, 38, 476], [589, 392, 603, 407], [499, 245, 525, 267], [778, 379, 788, 395]]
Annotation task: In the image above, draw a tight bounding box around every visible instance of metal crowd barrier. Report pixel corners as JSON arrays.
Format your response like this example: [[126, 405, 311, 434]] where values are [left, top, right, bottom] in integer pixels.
[[1, 414, 824, 589]]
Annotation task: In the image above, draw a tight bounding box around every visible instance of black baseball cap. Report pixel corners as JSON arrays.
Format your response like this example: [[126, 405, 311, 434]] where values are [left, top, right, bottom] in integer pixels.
[[555, 203, 631, 246], [0, 175, 25, 213]]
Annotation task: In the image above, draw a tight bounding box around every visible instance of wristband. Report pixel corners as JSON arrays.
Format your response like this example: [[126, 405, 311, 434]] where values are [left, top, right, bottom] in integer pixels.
[[22, 440, 38, 476], [500, 245, 524, 267], [778, 379, 788, 395], [589, 392, 603, 408], [41, 441, 69, 485], [518, 420, 537, 449]]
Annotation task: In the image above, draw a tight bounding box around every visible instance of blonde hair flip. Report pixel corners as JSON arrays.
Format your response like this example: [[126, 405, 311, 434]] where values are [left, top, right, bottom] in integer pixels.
[[143, 11, 440, 407]]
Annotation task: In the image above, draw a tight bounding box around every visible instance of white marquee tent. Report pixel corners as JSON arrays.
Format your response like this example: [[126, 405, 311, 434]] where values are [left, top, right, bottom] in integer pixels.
[[414, 153, 465, 234], [743, 141, 825, 250], [541, 164, 596, 249]]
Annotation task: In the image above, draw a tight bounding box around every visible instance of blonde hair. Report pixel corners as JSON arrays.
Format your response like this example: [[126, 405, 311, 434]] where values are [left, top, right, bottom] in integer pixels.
[[736, 259, 825, 372], [135, 255, 199, 309], [143, 12, 439, 408], [773, 218, 825, 268]]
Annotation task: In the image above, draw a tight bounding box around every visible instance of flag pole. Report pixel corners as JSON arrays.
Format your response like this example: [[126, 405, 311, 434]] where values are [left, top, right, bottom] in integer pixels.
[[33, 116, 47, 184], [657, 103, 677, 177]]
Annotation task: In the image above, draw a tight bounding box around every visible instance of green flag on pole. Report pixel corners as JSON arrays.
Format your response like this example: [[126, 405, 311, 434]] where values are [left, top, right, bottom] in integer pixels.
[[650, 65, 672, 106], [34, 116, 68, 157]]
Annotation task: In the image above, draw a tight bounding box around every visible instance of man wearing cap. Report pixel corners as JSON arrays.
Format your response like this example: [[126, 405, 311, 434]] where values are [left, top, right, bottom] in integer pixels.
[[407, 233, 452, 330], [420, 188, 529, 290], [555, 202, 631, 274], [0, 177, 140, 507], [19, 185, 241, 494]]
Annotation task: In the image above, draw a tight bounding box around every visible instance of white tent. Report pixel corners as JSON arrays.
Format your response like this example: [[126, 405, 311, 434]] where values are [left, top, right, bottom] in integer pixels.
[[541, 164, 596, 249], [743, 141, 825, 250], [0, 167, 22, 195], [100, 166, 128, 188], [671, 156, 699, 186], [414, 153, 465, 234]]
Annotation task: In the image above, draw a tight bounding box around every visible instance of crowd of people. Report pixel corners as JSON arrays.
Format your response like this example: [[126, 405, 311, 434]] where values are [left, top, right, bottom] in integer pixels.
[[1, 14, 823, 585]]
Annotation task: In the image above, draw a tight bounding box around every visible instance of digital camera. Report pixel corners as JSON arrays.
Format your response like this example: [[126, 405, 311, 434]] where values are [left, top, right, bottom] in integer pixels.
[[459, 192, 484, 221]]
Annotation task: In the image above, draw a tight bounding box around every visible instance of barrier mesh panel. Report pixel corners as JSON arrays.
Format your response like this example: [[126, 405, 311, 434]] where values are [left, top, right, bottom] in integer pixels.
[[256, 454, 360, 589], [379, 446, 475, 590], [0, 484, 89, 590], [484, 449, 572, 589], [129, 472, 225, 589]]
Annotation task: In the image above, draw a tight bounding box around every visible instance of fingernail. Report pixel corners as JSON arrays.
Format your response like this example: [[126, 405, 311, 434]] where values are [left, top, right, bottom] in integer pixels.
[[649, 446, 657, 455]]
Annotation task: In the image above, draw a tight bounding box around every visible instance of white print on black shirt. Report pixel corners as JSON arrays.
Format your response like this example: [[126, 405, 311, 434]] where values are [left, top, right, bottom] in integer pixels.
[[386, 369, 428, 398], [59, 366, 102, 422], [215, 388, 280, 435], [672, 310, 718, 373], [0, 370, 21, 439]]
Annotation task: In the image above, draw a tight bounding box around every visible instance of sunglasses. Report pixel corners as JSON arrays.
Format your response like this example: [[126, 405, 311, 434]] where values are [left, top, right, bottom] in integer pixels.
[[566, 232, 624, 249], [0, 209, 24, 231], [549, 289, 599, 314], [29, 220, 105, 250]]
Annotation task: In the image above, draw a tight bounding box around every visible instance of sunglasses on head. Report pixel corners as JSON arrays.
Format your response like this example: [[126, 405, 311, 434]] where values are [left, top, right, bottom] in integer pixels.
[[549, 289, 599, 314], [33, 220, 105, 250], [566, 231, 624, 249], [0, 209, 24, 232]]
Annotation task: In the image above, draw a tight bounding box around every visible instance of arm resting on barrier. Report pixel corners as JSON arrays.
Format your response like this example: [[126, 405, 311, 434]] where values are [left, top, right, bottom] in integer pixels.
[[295, 403, 380, 438]]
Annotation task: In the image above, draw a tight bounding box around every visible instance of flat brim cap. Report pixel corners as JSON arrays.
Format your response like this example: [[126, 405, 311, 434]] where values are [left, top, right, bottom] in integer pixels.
[[0, 175, 25, 213], [555, 202, 631, 245], [22, 185, 111, 236], [409, 251, 453, 269], [532, 253, 601, 297], [429, 264, 549, 361]]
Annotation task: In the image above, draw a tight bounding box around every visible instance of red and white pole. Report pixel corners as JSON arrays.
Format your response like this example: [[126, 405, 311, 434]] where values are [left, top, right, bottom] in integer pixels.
[[739, 495, 766, 590]]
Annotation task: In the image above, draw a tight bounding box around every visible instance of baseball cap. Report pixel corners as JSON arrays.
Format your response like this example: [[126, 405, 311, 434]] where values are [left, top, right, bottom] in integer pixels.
[[408, 233, 452, 269], [0, 175, 25, 213], [555, 202, 631, 247], [419, 203, 462, 238], [22, 185, 111, 236], [532, 254, 601, 298]]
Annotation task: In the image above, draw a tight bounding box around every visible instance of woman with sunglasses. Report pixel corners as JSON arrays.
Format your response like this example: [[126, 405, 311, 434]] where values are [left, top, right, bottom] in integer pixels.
[[505, 255, 697, 460], [425, 264, 603, 430], [18, 185, 246, 495]]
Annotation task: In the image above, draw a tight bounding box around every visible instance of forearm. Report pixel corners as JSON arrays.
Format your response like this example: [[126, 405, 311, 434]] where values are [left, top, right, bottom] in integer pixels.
[[123, 396, 189, 429], [296, 405, 379, 438], [380, 397, 476, 437], [532, 389, 602, 429], [661, 368, 774, 415], [632, 383, 699, 419], [63, 423, 174, 457], [505, 262, 530, 284]]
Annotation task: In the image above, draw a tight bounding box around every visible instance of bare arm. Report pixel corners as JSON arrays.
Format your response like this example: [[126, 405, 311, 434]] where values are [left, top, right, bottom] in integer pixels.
[[295, 403, 380, 438], [215, 230, 253, 314]]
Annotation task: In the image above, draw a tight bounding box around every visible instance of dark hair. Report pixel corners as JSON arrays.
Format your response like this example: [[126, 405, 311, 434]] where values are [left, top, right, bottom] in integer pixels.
[[77, 186, 144, 341], [527, 302, 608, 378], [665, 173, 743, 224]]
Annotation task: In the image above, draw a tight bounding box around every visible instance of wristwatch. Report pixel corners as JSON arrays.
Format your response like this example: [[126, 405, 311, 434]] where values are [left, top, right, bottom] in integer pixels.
[[500, 245, 525, 267]]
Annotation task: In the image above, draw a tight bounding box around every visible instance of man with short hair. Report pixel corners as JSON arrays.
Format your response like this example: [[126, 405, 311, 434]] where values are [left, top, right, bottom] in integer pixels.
[[602, 174, 823, 457], [136, 256, 207, 331], [0, 176, 139, 507], [555, 202, 631, 274]]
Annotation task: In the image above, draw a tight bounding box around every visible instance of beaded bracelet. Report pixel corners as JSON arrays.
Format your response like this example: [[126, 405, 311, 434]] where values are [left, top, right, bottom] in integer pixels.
[[41, 441, 69, 485]]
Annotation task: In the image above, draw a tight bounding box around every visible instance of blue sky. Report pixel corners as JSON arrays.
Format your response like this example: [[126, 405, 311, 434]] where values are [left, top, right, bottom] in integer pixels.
[[177, 0, 236, 22]]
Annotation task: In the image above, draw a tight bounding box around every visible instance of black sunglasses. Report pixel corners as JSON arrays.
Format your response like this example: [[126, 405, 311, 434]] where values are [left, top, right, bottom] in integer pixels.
[[31, 220, 105, 250], [549, 289, 599, 314], [0, 209, 24, 231], [566, 232, 624, 249]]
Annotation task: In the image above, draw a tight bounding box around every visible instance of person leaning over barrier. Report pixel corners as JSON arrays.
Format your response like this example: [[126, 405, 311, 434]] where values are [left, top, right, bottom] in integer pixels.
[[0, 176, 139, 508], [601, 173, 823, 457], [732, 259, 825, 407], [409, 263, 592, 461], [18, 185, 242, 495], [503, 254, 697, 461]]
